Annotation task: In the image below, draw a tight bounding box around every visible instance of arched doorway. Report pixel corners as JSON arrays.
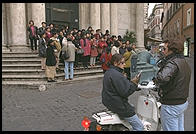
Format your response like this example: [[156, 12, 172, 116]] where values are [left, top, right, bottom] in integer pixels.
[[45, 3, 79, 29]]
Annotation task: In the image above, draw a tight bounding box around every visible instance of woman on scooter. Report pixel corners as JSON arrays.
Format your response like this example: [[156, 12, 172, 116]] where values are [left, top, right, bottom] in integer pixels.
[[101, 53, 144, 131]]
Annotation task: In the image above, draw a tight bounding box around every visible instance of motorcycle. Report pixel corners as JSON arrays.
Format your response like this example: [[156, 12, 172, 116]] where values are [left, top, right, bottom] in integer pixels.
[[81, 80, 162, 131]]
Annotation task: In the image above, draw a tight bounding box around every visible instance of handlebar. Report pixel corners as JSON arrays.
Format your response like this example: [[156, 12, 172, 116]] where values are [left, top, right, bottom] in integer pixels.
[[137, 81, 158, 91]]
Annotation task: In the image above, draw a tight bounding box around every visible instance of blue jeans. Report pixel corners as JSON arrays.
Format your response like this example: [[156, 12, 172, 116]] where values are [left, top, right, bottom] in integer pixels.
[[64, 61, 74, 79], [124, 114, 144, 131], [161, 101, 188, 131]]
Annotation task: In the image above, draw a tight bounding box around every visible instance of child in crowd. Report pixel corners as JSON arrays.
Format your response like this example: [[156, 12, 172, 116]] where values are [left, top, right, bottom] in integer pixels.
[[90, 36, 98, 67], [100, 47, 112, 73]]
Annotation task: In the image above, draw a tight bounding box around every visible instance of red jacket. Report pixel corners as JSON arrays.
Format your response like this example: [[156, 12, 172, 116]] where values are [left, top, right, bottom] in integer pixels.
[[98, 41, 108, 49], [90, 40, 98, 57], [80, 38, 91, 56], [100, 52, 112, 71]]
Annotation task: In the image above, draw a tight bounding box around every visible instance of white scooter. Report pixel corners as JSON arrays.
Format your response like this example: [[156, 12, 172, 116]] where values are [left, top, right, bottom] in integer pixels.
[[81, 80, 162, 131]]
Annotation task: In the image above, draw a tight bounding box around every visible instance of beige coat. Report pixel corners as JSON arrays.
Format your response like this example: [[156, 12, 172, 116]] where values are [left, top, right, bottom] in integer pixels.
[[62, 41, 76, 62]]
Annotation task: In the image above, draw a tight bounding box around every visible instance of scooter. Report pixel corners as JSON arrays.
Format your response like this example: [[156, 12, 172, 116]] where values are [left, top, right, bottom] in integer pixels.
[[81, 80, 162, 131]]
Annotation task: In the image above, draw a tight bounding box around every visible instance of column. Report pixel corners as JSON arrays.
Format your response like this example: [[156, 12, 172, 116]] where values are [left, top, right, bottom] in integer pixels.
[[136, 3, 144, 50], [130, 3, 136, 32], [90, 3, 100, 30], [31, 3, 46, 27], [110, 3, 118, 35], [79, 3, 90, 29], [101, 3, 110, 34], [2, 3, 5, 45], [10, 3, 27, 45]]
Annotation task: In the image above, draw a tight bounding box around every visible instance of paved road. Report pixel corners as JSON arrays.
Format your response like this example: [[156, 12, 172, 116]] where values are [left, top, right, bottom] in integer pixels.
[[2, 55, 194, 131]]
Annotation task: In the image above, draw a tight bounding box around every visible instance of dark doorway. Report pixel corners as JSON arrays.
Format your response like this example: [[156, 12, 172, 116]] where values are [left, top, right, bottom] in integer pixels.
[[45, 3, 79, 30]]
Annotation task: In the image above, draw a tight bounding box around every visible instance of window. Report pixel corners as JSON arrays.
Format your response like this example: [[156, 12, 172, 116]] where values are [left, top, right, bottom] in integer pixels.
[[187, 8, 191, 26]]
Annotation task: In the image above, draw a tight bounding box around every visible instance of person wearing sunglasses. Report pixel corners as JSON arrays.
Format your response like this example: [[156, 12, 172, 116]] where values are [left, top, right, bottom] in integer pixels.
[[102, 53, 143, 131], [153, 39, 191, 131]]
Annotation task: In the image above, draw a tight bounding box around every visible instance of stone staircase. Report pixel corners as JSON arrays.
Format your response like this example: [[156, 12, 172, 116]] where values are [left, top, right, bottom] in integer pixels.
[[2, 50, 104, 86]]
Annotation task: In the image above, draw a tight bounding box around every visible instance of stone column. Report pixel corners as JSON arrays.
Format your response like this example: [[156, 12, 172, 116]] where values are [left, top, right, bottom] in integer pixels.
[[10, 3, 27, 46], [31, 3, 46, 27], [90, 3, 100, 30], [136, 3, 144, 50], [79, 3, 90, 29], [110, 3, 118, 35], [2, 3, 5, 45], [101, 3, 110, 34], [130, 3, 136, 32]]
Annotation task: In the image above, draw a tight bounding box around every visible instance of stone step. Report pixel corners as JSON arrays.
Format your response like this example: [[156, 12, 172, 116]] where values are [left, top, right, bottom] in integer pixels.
[[2, 66, 102, 75], [2, 54, 39, 58], [2, 64, 42, 70], [2, 74, 104, 86], [2, 51, 38, 54], [2, 69, 103, 81], [2, 59, 41, 64], [2, 63, 101, 69]]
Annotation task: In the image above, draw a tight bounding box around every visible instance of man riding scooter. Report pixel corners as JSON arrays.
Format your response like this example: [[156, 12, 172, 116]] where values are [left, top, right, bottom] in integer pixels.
[[102, 53, 143, 131]]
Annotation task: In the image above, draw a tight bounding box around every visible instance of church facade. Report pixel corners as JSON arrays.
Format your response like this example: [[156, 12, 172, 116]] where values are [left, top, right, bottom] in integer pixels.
[[2, 3, 144, 51]]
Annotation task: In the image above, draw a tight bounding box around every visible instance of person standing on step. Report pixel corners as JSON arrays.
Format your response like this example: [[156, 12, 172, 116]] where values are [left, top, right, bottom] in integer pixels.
[[62, 33, 76, 81], [90, 35, 98, 67], [50, 32, 61, 71], [45, 39, 57, 82], [123, 46, 132, 80], [27, 20, 39, 52], [80, 32, 91, 69], [100, 47, 112, 73], [38, 32, 47, 70], [38, 22, 47, 39]]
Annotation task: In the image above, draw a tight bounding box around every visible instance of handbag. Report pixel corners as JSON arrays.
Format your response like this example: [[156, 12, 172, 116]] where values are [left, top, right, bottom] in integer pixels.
[[77, 48, 84, 54], [61, 44, 70, 60]]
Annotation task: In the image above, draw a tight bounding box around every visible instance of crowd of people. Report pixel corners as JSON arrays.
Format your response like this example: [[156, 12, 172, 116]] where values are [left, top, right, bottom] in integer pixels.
[[27, 20, 138, 82]]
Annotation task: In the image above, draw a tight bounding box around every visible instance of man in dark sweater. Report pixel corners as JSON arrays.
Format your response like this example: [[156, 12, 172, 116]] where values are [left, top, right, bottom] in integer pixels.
[[102, 53, 144, 131]]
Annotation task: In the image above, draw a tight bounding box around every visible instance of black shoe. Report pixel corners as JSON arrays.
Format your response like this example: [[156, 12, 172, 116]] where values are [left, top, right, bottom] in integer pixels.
[[47, 80, 52, 82]]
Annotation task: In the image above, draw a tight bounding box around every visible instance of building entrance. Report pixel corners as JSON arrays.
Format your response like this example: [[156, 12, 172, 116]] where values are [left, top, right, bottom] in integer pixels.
[[45, 3, 79, 29]]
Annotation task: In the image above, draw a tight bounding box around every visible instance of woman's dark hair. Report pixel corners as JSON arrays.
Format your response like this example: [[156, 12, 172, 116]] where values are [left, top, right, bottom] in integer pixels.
[[40, 32, 46, 37], [168, 39, 184, 54], [52, 32, 58, 37], [110, 53, 123, 65], [91, 35, 95, 39], [47, 39, 54, 46], [41, 22, 46, 25], [29, 20, 34, 25], [113, 41, 120, 47], [106, 30, 109, 33], [49, 23, 54, 27], [127, 47, 132, 52], [45, 27, 50, 31]]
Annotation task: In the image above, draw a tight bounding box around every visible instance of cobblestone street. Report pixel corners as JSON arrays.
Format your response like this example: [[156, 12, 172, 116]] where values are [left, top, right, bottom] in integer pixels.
[[2, 56, 194, 131]]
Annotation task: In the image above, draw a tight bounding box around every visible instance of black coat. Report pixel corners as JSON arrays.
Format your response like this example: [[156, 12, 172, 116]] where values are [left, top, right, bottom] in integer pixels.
[[27, 26, 38, 39], [38, 27, 46, 37], [102, 65, 138, 118], [46, 46, 56, 66], [38, 38, 47, 58]]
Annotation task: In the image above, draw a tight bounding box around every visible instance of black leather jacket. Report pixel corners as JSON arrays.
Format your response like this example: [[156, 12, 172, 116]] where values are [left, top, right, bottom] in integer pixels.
[[156, 53, 191, 105]]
